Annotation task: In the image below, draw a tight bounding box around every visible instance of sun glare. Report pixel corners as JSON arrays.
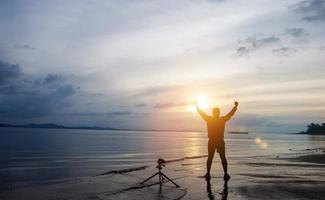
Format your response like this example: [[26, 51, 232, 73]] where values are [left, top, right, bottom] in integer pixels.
[[187, 94, 210, 113], [196, 95, 208, 108], [254, 137, 268, 149], [261, 142, 268, 149], [254, 137, 262, 144], [187, 105, 196, 113]]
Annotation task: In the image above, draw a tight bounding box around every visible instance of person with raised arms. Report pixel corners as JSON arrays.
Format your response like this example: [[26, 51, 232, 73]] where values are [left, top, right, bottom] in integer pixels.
[[196, 101, 238, 181]]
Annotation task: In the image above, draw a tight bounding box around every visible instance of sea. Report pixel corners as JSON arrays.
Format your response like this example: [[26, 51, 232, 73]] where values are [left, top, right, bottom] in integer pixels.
[[0, 127, 324, 191]]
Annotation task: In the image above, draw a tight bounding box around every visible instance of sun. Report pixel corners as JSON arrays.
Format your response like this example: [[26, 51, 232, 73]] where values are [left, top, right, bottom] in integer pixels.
[[187, 94, 209, 113], [196, 95, 208, 108]]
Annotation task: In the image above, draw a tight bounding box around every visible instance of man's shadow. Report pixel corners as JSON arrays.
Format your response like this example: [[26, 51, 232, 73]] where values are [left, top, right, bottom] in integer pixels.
[[206, 178, 228, 200]]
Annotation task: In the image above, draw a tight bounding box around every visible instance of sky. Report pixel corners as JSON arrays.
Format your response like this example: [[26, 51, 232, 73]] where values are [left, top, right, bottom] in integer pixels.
[[0, 0, 324, 133]]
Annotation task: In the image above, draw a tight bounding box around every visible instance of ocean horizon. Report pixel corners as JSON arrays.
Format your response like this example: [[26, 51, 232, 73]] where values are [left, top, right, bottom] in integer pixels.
[[1, 127, 323, 192]]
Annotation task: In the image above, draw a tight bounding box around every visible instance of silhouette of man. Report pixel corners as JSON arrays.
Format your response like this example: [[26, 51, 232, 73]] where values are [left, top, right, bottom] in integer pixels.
[[196, 101, 238, 181]]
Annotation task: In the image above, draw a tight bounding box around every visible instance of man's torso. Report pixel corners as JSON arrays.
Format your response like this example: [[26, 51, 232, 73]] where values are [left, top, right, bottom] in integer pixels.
[[206, 117, 226, 141]]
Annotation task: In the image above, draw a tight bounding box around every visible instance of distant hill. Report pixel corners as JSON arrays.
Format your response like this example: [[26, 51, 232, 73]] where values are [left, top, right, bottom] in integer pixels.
[[0, 123, 202, 132], [299, 123, 325, 135], [0, 123, 117, 131]]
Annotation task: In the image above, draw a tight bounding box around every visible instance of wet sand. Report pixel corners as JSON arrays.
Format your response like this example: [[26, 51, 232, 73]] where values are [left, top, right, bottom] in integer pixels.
[[0, 148, 324, 200]]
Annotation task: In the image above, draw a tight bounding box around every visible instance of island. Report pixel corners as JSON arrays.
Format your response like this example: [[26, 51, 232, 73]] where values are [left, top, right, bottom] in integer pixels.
[[228, 131, 249, 134], [299, 123, 325, 135]]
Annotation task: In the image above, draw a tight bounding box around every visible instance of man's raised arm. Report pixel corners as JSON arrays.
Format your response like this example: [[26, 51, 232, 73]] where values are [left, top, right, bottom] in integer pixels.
[[223, 101, 238, 121], [196, 101, 211, 121]]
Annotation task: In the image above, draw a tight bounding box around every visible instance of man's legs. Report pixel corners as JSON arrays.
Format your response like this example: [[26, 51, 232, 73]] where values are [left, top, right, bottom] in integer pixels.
[[219, 152, 228, 174], [218, 146, 230, 181], [206, 139, 216, 178]]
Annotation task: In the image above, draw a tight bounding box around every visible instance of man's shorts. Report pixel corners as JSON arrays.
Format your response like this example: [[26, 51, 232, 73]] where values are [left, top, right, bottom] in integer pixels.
[[208, 139, 225, 154]]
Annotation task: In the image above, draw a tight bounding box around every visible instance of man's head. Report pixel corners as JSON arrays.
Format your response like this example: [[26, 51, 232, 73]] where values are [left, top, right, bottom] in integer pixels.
[[212, 107, 220, 117]]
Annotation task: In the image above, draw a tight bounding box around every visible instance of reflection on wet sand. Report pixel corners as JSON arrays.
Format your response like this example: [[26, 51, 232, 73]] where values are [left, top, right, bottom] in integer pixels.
[[206, 178, 228, 200]]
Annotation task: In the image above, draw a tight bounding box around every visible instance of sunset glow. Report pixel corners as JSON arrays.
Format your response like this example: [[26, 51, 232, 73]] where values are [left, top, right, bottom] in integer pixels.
[[1, 1, 325, 199], [0, 0, 324, 133], [187, 105, 197, 113]]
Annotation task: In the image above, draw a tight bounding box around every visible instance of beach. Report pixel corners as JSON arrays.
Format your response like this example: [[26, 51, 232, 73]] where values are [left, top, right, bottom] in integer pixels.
[[0, 128, 324, 199]]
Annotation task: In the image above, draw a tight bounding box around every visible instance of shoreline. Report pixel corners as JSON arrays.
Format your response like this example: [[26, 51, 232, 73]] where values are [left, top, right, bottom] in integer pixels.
[[1, 147, 324, 199]]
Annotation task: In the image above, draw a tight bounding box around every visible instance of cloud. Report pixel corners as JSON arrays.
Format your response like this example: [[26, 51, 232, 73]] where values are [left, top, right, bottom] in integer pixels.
[[272, 47, 296, 57], [69, 111, 133, 117], [285, 28, 307, 38], [247, 36, 279, 48], [233, 35, 279, 57], [291, 0, 325, 22], [230, 114, 278, 127], [13, 44, 36, 50], [233, 46, 250, 57], [43, 74, 64, 85], [230, 113, 312, 133], [0, 60, 76, 118], [109, 111, 132, 115], [135, 103, 146, 107], [154, 103, 175, 109], [154, 102, 186, 109], [0, 60, 21, 84], [133, 85, 176, 97]]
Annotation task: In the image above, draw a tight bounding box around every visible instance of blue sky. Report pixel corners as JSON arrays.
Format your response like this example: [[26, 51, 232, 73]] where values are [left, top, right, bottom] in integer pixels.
[[0, 0, 325, 132]]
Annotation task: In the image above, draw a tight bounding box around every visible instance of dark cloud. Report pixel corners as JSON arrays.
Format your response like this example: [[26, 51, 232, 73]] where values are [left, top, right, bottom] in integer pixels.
[[109, 111, 132, 115], [135, 103, 146, 107], [13, 44, 36, 50], [233, 36, 279, 57], [272, 47, 296, 57], [233, 46, 250, 57], [0, 60, 76, 118], [291, 0, 325, 22], [154, 102, 186, 109], [285, 28, 307, 38], [246, 36, 279, 48], [0, 60, 21, 84], [43, 74, 63, 85], [154, 103, 175, 109]]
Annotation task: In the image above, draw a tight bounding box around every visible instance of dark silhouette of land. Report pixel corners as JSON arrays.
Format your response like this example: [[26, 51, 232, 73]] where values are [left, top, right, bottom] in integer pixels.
[[0, 123, 197, 132], [298, 123, 325, 135], [0, 122, 245, 133], [196, 101, 238, 181], [0, 123, 118, 131]]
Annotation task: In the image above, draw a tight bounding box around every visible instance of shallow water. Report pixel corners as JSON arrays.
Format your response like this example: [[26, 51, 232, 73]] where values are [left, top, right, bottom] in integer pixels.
[[0, 127, 324, 190]]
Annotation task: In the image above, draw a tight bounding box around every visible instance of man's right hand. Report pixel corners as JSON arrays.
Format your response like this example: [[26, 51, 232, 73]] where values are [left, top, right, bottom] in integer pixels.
[[234, 101, 238, 107]]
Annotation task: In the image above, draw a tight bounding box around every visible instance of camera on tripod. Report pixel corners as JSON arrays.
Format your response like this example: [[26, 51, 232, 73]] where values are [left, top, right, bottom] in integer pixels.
[[141, 158, 179, 192], [156, 158, 165, 169]]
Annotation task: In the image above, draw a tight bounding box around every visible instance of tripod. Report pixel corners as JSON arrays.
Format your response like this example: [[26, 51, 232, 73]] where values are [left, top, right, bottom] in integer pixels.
[[141, 158, 179, 192]]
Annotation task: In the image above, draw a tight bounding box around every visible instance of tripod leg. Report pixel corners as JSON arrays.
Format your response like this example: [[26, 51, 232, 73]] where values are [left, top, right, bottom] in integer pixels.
[[159, 173, 162, 193], [159, 173, 162, 186], [141, 172, 159, 184], [161, 173, 180, 188]]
